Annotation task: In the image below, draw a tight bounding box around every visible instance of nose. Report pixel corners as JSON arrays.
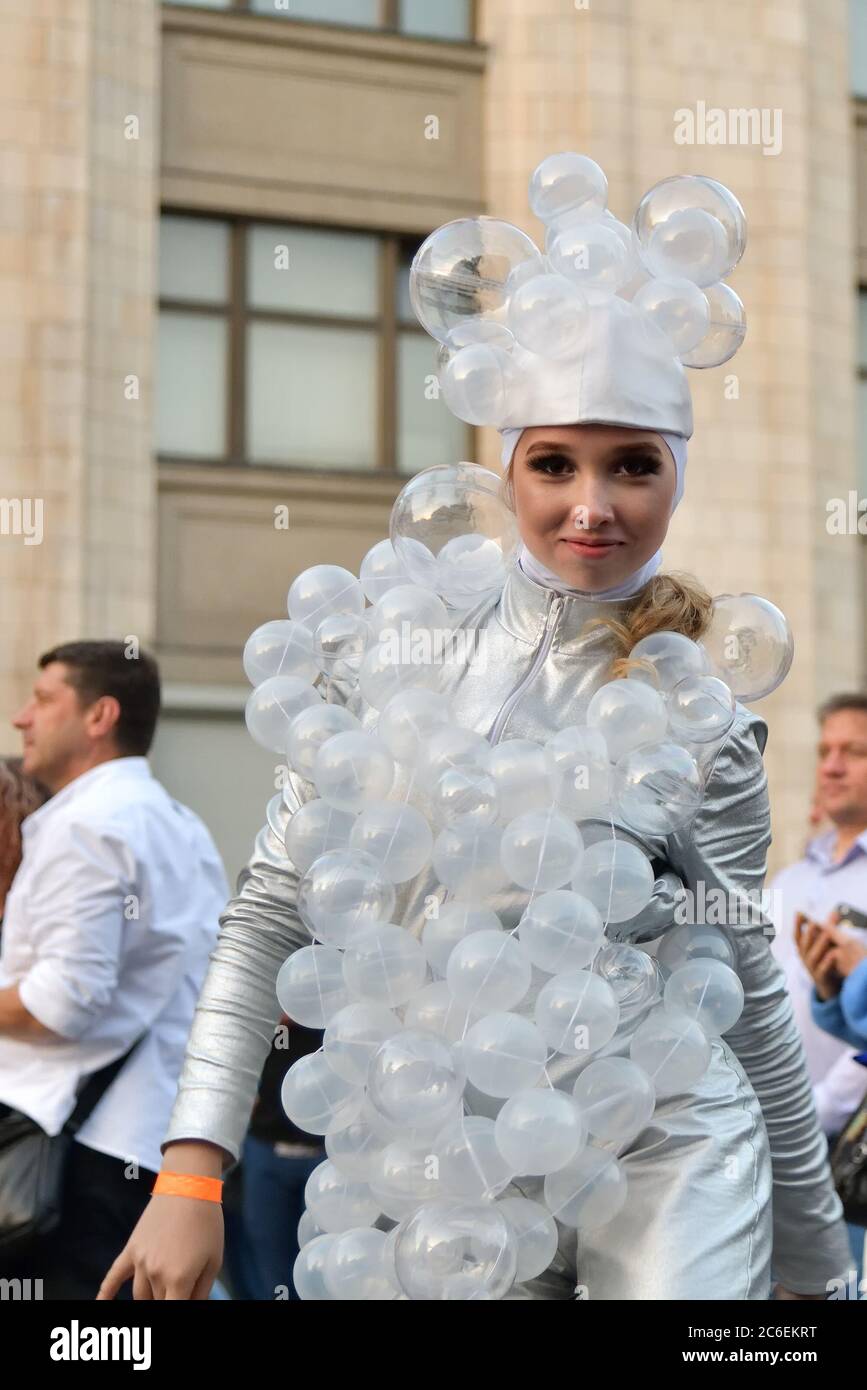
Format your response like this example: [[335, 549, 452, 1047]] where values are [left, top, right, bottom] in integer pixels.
[[12, 703, 32, 731], [572, 481, 615, 531]]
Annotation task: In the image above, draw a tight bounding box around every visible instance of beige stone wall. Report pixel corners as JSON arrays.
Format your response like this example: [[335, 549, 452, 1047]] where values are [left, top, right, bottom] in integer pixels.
[[0, 0, 159, 745], [478, 0, 860, 874]]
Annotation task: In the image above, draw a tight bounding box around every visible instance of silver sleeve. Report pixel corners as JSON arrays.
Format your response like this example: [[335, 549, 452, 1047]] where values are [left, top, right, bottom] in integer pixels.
[[668, 707, 852, 1294]]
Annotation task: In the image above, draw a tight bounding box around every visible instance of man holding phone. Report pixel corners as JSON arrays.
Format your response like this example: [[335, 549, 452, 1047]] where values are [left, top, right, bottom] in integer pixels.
[[768, 693, 867, 1277]]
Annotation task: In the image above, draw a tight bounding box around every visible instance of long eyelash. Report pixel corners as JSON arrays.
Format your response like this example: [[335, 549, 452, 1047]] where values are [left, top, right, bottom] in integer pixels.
[[527, 452, 661, 475]]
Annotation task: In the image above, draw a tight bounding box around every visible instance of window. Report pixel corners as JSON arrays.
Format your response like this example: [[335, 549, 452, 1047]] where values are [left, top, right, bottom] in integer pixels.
[[156, 213, 469, 474], [164, 0, 475, 42]]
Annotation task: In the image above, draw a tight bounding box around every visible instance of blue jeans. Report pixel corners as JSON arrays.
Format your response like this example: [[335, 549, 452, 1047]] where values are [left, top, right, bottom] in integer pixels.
[[224, 1135, 324, 1301]]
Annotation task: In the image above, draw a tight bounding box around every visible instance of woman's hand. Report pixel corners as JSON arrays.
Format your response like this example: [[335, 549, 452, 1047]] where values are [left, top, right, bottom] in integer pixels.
[[96, 1141, 227, 1300], [794, 914, 844, 1001]]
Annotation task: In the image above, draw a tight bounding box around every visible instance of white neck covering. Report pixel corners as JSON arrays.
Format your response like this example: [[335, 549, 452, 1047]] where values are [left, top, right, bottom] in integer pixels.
[[499, 427, 688, 602]]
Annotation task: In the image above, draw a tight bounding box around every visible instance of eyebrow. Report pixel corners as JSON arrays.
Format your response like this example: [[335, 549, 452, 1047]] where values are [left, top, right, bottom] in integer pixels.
[[524, 440, 665, 461]]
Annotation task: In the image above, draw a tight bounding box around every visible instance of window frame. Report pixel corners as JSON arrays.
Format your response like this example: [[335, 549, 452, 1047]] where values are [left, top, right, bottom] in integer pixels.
[[164, 0, 479, 45], [157, 210, 472, 476]]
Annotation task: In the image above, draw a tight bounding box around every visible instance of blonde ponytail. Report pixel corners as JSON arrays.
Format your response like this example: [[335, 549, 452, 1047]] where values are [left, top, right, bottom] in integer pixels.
[[583, 570, 714, 680]]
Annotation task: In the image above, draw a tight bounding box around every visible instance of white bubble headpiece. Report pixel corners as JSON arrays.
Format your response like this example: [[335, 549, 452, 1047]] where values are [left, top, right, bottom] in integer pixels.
[[409, 152, 747, 441]]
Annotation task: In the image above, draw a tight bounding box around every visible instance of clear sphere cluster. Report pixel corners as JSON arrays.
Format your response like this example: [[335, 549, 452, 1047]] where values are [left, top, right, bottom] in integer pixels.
[[407, 152, 748, 429], [237, 464, 792, 1299]]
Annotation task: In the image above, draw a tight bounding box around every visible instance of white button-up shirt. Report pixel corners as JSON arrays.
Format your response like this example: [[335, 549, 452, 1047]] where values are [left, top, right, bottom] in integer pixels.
[[769, 827, 867, 1137], [0, 757, 228, 1174]]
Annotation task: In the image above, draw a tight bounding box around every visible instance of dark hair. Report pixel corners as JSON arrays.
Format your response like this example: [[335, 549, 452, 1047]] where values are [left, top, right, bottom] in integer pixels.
[[38, 641, 161, 756], [0, 758, 49, 910], [817, 692, 867, 725]]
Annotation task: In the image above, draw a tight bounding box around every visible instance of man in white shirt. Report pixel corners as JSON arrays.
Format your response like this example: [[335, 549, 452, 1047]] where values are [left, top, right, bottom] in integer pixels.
[[0, 640, 228, 1297], [768, 692, 867, 1276]]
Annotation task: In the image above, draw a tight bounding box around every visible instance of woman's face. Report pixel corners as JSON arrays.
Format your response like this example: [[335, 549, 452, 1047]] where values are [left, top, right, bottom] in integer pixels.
[[509, 423, 677, 591]]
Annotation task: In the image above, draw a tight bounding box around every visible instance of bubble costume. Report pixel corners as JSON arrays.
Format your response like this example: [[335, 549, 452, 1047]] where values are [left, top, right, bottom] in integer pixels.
[[162, 155, 850, 1299]]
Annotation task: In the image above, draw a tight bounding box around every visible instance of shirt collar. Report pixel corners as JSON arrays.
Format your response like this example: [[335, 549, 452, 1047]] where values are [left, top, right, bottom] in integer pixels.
[[22, 757, 152, 834], [806, 825, 867, 869]]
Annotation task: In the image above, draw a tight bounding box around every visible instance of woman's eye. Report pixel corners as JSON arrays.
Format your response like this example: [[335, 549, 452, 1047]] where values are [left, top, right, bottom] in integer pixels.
[[617, 456, 661, 477], [528, 453, 573, 475]]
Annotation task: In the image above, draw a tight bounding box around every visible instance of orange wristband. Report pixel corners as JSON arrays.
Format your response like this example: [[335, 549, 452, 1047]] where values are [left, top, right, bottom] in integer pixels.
[[152, 1172, 223, 1204]]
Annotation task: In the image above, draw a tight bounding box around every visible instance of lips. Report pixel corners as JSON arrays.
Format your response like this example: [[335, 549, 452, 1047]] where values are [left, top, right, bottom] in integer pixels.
[[561, 538, 622, 556]]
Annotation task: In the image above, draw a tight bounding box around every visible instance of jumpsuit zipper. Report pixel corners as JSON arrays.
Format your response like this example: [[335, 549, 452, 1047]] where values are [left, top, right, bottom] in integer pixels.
[[487, 593, 564, 746]]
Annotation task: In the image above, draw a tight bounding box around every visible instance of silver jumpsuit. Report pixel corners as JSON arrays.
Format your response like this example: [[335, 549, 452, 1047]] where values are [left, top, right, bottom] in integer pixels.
[[162, 562, 852, 1299]]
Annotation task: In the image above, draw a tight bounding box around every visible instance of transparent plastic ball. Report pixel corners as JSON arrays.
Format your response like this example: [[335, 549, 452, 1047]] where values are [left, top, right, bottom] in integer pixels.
[[357, 637, 443, 711], [323, 1001, 399, 1085], [547, 221, 630, 296], [284, 799, 356, 875], [419, 728, 492, 794], [370, 1140, 448, 1221], [368, 585, 449, 643], [377, 689, 454, 765], [701, 593, 794, 701], [421, 902, 503, 977], [612, 740, 703, 836], [529, 151, 608, 226], [276, 944, 351, 1028], [409, 215, 543, 343], [432, 824, 509, 898], [500, 808, 583, 892], [280, 1052, 362, 1135], [446, 929, 532, 1012], [440, 342, 517, 426], [437, 319, 517, 372], [534, 969, 620, 1056], [297, 848, 396, 948], [484, 739, 553, 820], [359, 538, 409, 604], [325, 1112, 389, 1183], [518, 890, 605, 974], [304, 1159, 381, 1234], [572, 837, 655, 923], [656, 922, 736, 973], [543, 1147, 628, 1230], [507, 273, 589, 359], [349, 801, 433, 884], [666, 674, 736, 744], [497, 1196, 560, 1282], [312, 613, 371, 681], [293, 1233, 336, 1300], [572, 1056, 656, 1142], [393, 1198, 518, 1301], [586, 678, 668, 762], [664, 958, 744, 1035], [342, 924, 428, 1007], [494, 1088, 586, 1174], [439, 1116, 515, 1201], [431, 766, 499, 830], [402, 980, 482, 1043], [633, 276, 710, 354], [367, 1028, 466, 1132], [243, 619, 319, 685], [297, 1209, 325, 1247], [594, 942, 661, 1016], [680, 280, 747, 368], [313, 731, 395, 812], [633, 174, 746, 287], [462, 1012, 548, 1097], [245, 676, 322, 753], [324, 1228, 397, 1301], [436, 533, 510, 607], [629, 1007, 711, 1096], [287, 704, 361, 780], [390, 463, 519, 600], [287, 564, 364, 628], [545, 725, 611, 818], [628, 630, 710, 693]]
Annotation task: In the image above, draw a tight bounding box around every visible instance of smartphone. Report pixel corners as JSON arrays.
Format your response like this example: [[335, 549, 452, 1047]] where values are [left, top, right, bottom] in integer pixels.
[[834, 902, 867, 933]]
